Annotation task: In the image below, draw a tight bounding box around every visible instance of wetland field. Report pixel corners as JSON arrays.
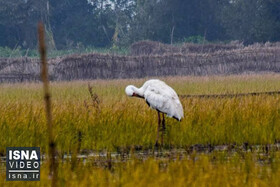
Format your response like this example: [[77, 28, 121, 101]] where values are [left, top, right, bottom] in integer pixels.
[[1, 74, 280, 186]]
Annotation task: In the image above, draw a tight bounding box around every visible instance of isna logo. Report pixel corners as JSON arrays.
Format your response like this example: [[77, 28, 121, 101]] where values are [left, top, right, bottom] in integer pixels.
[[6, 147, 40, 181]]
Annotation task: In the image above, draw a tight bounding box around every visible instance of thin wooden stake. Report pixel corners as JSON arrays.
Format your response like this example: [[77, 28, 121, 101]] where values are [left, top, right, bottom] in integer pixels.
[[38, 22, 57, 186]]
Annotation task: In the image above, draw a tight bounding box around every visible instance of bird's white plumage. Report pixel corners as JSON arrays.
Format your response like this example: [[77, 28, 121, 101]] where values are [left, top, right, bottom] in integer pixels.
[[125, 79, 184, 121]]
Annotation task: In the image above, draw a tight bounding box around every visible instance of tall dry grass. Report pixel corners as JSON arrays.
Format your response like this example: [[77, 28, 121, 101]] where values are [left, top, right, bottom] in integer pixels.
[[1, 41, 280, 82], [1, 74, 280, 186], [1, 74, 280, 154]]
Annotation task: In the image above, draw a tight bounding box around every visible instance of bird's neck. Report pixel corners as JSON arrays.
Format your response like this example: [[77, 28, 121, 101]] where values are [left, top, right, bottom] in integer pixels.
[[134, 87, 144, 98]]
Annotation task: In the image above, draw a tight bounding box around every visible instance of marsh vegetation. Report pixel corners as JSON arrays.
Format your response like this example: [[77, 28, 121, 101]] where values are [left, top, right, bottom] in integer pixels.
[[1, 74, 280, 185]]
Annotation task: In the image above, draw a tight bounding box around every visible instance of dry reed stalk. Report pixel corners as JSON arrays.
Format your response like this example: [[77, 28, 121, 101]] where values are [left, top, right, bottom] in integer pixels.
[[88, 83, 101, 113], [38, 22, 57, 186], [3, 41, 280, 82]]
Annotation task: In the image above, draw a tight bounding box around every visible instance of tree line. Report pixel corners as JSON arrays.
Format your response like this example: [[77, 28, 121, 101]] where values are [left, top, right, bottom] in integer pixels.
[[0, 0, 280, 50]]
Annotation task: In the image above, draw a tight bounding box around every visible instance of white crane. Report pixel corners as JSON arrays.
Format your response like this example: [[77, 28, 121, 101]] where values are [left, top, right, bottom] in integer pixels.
[[125, 79, 184, 146]]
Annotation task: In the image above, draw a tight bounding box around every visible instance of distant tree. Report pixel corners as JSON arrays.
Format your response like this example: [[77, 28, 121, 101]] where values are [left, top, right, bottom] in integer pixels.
[[0, 0, 52, 48], [110, 0, 136, 47], [1, 0, 280, 49], [125, 0, 168, 44], [125, 0, 227, 45], [90, 0, 135, 47], [50, 0, 104, 49], [221, 0, 280, 44], [163, 0, 228, 43]]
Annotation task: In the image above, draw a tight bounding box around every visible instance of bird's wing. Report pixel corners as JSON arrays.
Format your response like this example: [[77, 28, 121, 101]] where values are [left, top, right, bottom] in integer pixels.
[[143, 81, 184, 120], [144, 85, 179, 118], [144, 86, 167, 110]]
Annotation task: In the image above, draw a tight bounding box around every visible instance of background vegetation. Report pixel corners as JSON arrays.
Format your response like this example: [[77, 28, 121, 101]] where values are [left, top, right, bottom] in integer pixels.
[[1, 43, 279, 83], [1, 0, 280, 52], [0, 46, 128, 58]]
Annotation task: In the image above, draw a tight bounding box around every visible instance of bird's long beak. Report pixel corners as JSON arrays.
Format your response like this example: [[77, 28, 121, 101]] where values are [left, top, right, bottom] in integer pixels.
[[132, 93, 144, 99]]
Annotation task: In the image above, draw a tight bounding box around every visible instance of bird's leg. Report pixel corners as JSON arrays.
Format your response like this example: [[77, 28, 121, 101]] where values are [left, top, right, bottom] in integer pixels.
[[155, 111, 161, 147], [161, 113, 166, 145], [162, 113, 166, 131]]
